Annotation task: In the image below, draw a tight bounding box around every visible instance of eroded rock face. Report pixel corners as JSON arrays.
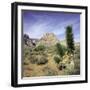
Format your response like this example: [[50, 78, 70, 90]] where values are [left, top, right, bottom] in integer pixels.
[[24, 36, 39, 47], [24, 33, 59, 47], [38, 33, 59, 46]]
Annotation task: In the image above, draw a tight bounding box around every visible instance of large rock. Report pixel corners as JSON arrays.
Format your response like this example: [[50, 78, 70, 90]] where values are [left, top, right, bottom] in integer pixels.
[[24, 38, 38, 47], [38, 33, 59, 46]]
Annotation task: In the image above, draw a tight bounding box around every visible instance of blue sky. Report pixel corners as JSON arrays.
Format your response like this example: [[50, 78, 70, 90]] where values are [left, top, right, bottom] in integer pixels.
[[22, 10, 80, 42]]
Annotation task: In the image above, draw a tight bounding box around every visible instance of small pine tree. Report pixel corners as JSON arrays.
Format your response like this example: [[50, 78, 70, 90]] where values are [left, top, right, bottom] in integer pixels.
[[56, 43, 64, 57], [66, 25, 75, 53], [54, 43, 65, 64]]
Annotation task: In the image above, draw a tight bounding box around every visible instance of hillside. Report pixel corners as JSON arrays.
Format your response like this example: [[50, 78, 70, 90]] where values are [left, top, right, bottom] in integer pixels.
[[22, 33, 80, 77]]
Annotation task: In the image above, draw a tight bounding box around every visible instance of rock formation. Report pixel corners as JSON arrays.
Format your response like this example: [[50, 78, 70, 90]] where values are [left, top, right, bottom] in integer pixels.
[[38, 33, 59, 46]]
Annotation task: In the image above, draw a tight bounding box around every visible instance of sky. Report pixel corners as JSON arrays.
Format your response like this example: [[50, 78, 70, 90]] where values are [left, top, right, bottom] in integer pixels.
[[22, 10, 80, 42]]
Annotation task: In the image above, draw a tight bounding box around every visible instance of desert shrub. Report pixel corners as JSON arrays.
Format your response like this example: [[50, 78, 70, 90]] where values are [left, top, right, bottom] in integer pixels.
[[54, 43, 67, 64], [33, 44, 46, 51], [29, 55, 48, 65], [23, 61, 29, 65], [74, 46, 80, 59], [62, 45, 67, 54], [37, 56, 48, 65], [29, 55, 38, 64], [55, 43, 66, 57], [24, 48, 30, 57], [54, 56, 62, 64]]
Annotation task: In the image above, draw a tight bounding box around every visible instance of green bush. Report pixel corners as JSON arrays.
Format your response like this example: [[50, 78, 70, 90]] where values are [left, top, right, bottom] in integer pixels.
[[62, 45, 67, 54], [23, 61, 29, 65], [29, 55, 38, 64], [55, 43, 65, 57], [37, 56, 48, 65], [24, 48, 30, 57], [29, 55, 48, 65], [33, 44, 46, 51], [54, 56, 61, 64], [54, 43, 67, 64]]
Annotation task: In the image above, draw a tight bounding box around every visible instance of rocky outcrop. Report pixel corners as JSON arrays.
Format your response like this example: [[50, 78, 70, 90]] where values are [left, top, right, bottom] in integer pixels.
[[24, 33, 60, 47], [38, 33, 59, 46], [24, 34, 39, 47]]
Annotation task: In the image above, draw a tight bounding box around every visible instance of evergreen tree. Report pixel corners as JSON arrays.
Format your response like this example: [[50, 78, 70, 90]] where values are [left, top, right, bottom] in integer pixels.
[[54, 43, 64, 64], [66, 25, 75, 53], [56, 43, 64, 57]]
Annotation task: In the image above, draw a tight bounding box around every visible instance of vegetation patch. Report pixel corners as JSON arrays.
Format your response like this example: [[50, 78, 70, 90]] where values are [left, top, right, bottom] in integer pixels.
[[23, 25, 80, 77]]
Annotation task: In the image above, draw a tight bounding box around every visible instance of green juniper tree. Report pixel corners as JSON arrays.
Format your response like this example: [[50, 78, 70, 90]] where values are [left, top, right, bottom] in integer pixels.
[[66, 25, 75, 54], [54, 43, 66, 64], [56, 43, 64, 57]]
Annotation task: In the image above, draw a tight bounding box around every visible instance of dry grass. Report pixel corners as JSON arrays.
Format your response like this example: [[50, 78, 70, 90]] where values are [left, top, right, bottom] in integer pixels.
[[23, 53, 67, 77], [22, 45, 80, 77]]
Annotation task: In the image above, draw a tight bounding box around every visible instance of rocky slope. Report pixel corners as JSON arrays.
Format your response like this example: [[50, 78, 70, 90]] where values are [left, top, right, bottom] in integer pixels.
[[37, 33, 59, 46]]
